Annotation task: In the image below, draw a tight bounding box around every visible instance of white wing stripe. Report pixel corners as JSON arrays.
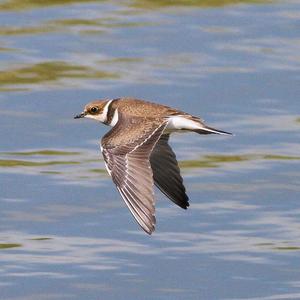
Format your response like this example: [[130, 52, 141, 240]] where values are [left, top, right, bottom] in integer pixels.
[[101, 121, 167, 234], [117, 186, 154, 232], [129, 124, 165, 154], [122, 185, 152, 215]]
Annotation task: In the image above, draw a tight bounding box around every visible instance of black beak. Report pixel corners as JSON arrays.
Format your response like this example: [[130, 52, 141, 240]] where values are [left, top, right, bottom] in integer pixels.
[[74, 112, 85, 119]]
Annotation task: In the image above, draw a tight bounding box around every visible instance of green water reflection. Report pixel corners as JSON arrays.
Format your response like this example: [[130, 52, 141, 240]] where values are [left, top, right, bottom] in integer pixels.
[[0, 243, 22, 249], [0, 0, 97, 11], [274, 246, 300, 251], [130, 0, 272, 9], [1, 150, 298, 179], [0, 0, 272, 11], [0, 62, 118, 91], [0, 19, 153, 37], [0, 47, 16, 52], [0, 0, 274, 93], [3, 150, 81, 156], [0, 159, 80, 167], [0, 26, 52, 36], [179, 154, 300, 169]]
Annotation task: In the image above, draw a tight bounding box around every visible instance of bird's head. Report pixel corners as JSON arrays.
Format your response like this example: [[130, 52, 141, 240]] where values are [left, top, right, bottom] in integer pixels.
[[74, 99, 111, 123]]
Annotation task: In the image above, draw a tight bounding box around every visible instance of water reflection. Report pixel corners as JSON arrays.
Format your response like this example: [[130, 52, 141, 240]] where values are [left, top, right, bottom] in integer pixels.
[[0, 26, 53, 36], [0, 18, 154, 37], [0, 243, 22, 249], [0, 62, 118, 91], [0, 0, 97, 11], [1, 0, 300, 299], [0, 52, 255, 91], [129, 0, 273, 9], [0, 0, 272, 11], [1, 202, 300, 282], [0, 0, 281, 93], [1, 147, 299, 183]]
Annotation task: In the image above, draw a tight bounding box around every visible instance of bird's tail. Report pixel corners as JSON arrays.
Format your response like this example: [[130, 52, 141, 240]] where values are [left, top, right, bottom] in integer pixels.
[[193, 125, 232, 135]]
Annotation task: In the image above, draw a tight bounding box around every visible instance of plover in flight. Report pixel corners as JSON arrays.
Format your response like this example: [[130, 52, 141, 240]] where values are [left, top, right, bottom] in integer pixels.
[[75, 97, 231, 234]]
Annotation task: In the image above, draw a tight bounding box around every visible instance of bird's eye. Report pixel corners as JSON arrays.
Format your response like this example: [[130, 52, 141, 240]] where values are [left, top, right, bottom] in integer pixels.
[[90, 107, 99, 114]]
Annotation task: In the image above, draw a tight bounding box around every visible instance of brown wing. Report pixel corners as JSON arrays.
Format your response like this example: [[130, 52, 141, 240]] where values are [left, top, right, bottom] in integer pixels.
[[150, 134, 189, 209], [101, 113, 168, 234]]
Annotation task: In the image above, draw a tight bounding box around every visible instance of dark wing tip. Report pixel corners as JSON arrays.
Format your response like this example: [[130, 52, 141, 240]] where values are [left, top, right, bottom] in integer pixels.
[[178, 197, 189, 209], [182, 201, 190, 209], [140, 217, 155, 235], [145, 226, 155, 235]]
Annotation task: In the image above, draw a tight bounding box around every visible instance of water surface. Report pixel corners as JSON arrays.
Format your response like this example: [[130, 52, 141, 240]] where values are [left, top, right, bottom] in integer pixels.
[[1, 0, 300, 299]]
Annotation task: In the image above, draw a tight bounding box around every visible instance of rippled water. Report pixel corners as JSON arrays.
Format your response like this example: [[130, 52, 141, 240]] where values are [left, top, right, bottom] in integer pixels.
[[1, 0, 300, 299]]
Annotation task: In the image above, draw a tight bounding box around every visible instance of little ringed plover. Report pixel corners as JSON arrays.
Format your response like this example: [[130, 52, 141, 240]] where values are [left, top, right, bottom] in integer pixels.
[[75, 97, 231, 234]]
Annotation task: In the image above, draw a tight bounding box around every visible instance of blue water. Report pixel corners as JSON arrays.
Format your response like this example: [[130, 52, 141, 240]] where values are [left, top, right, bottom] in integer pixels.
[[0, 1, 300, 299]]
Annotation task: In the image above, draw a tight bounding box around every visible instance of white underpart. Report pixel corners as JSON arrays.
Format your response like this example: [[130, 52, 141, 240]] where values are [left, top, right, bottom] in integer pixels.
[[85, 99, 113, 123], [110, 108, 119, 127], [166, 115, 204, 132]]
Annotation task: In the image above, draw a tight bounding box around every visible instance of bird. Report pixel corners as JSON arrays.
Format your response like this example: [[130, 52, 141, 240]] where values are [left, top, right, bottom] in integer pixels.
[[74, 97, 231, 234]]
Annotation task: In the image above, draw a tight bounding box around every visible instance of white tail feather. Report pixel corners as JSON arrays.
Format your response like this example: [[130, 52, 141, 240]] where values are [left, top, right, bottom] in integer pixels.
[[166, 115, 231, 135]]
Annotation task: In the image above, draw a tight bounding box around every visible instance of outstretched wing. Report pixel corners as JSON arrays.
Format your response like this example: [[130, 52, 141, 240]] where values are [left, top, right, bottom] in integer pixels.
[[150, 134, 189, 209], [101, 114, 168, 234]]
